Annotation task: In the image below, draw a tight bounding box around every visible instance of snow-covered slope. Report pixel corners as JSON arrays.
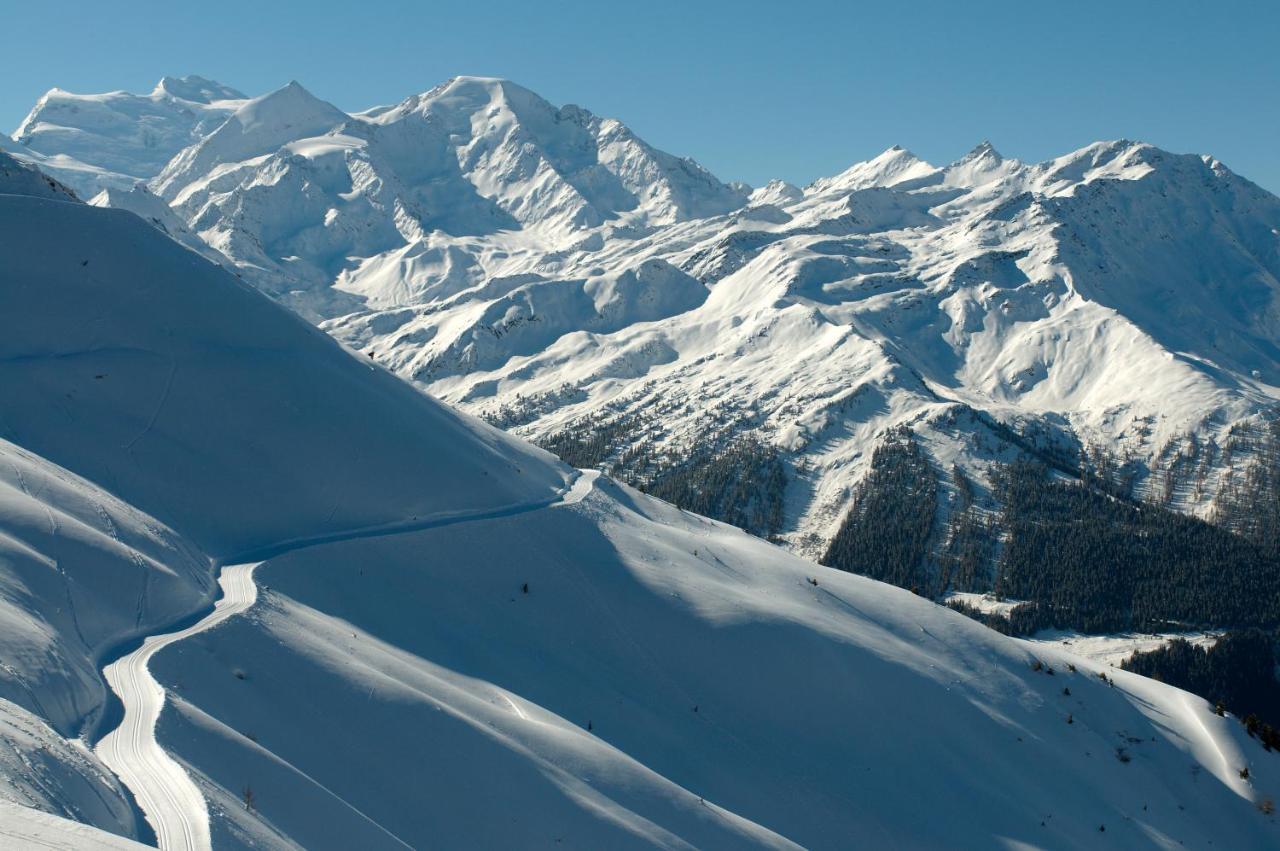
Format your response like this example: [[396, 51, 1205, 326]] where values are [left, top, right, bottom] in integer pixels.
[[151, 476, 1280, 850], [4, 149, 1280, 848], [0, 147, 80, 200], [0, 799, 150, 850], [12, 76, 246, 197], [88, 184, 235, 269]]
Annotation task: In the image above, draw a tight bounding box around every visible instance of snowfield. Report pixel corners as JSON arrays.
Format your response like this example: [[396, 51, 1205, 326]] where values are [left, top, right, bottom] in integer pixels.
[[2, 84, 1280, 849], [1028, 631, 1223, 670]]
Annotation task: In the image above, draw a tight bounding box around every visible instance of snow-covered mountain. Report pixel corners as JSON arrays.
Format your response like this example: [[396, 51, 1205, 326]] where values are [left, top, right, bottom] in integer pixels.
[[2, 148, 1279, 849], [140, 76, 746, 319], [11, 75, 246, 197], [25, 77, 1280, 604]]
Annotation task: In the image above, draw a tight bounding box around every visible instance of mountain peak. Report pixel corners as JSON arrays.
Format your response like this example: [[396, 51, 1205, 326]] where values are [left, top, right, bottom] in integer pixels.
[[152, 80, 349, 200], [257, 79, 323, 104], [750, 178, 803, 206], [230, 80, 347, 132], [153, 75, 246, 104], [809, 146, 938, 194], [958, 140, 1001, 163], [877, 144, 917, 160]]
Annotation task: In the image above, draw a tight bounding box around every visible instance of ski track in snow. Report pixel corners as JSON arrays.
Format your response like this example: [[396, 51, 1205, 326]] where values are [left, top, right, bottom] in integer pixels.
[[95, 564, 257, 851], [93, 469, 597, 851]]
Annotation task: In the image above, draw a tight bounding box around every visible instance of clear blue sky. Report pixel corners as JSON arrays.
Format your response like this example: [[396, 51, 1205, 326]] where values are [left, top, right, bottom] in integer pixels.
[[3, 0, 1277, 193]]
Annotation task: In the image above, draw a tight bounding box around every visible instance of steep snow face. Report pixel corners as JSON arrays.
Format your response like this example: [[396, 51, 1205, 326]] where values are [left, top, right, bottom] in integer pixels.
[[0, 435, 210, 736], [12, 76, 246, 196], [0, 798, 149, 850], [3, 153, 1280, 849], [0, 149, 80, 200], [0, 700, 144, 844]]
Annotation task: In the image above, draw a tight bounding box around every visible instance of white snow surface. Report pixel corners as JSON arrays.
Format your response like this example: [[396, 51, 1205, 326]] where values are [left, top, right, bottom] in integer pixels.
[[943, 591, 1030, 619], [1030, 630, 1224, 670], [0, 799, 150, 850], [88, 184, 235, 269], [0, 699, 139, 841], [147, 475, 1280, 849]]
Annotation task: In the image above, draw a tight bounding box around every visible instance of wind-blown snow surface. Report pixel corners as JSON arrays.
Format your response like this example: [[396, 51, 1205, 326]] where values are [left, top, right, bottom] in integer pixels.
[[2, 149, 1280, 848], [44, 75, 1274, 559]]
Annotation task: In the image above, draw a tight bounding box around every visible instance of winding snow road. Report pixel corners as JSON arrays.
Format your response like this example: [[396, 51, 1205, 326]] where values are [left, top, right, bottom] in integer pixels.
[[93, 469, 598, 851]]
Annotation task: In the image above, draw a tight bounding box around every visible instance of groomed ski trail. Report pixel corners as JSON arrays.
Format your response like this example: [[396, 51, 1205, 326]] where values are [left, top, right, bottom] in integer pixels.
[[95, 469, 599, 851], [95, 563, 258, 851]]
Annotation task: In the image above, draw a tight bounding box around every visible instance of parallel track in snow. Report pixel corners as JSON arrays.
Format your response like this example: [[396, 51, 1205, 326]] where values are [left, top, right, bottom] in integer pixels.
[[95, 564, 258, 851], [94, 469, 598, 851]]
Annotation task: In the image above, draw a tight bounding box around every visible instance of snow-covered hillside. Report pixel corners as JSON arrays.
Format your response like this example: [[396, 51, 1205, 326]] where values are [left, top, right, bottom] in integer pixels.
[[2, 149, 1279, 848]]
